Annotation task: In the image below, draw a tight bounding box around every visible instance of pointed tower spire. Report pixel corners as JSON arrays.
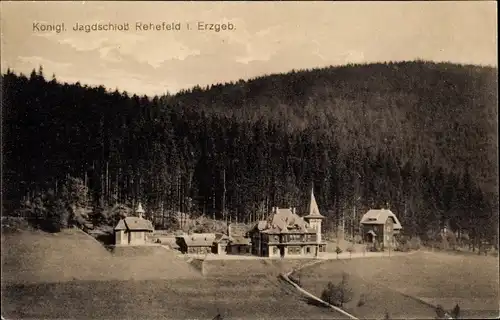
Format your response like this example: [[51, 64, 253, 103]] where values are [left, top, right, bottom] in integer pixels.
[[309, 186, 322, 217], [303, 186, 325, 251], [136, 201, 145, 219]]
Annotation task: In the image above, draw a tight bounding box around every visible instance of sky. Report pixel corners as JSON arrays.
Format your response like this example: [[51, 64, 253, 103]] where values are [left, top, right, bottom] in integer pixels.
[[1, 1, 497, 96]]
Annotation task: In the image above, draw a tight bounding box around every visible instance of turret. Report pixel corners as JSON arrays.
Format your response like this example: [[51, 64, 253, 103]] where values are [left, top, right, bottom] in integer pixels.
[[136, 202, 145, 219], [303, 187, 324, 243]]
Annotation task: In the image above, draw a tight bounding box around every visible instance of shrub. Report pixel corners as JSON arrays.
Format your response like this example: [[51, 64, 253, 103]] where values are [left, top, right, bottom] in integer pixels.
[[162, 216, 180, 231], [439, 237, 450, 250], [289, 274, 301, 286], [353, 235, 362, 244], [346, 246, 355, 258], [384, 310, 391, 320], [446, 232, 457, 250], [320, 273, 353, 307], [451, 303, 460, 319], [100, 204, 131, 226], [321, 281, 336, 305], [357, 293, 367, 307], [395, 240, 410, 252], [409, 236, 422, 250], [335, 246, 343, 258], [435, 304, 446, 319], [1, 216, 31, 231]]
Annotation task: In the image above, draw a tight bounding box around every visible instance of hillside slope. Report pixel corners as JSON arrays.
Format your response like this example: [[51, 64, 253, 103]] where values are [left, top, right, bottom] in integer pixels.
[[174, 61, 497, 188], [1, 229, 202, 284]]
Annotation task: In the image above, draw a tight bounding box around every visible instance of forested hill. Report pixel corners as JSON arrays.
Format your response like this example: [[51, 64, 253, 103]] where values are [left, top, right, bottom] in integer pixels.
[[2, 61, 498, 239]]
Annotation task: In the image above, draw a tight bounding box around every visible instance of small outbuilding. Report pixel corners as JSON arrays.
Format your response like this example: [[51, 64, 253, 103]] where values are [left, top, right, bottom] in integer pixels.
[[114, 216, 154, 245], [176, 233, 216, 254], [226, 223, 252, 255], [228, 235, 252, 255]]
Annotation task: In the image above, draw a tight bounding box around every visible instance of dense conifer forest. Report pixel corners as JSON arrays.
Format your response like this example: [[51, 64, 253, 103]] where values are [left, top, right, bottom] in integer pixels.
[[2, 61, 498, 242]]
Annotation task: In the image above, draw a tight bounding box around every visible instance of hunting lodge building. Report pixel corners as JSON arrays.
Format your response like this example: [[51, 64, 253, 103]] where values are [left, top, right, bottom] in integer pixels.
[[249, 189, 326, 257]]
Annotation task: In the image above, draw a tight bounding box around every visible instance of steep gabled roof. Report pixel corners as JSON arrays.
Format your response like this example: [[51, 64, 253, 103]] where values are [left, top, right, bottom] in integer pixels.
[[214, 233, 230, 243], [228, 223, 249, 237], [303, 188, 325, 219], [360, 209, 402, 229], [257, 220, 267, 231], [114, 217, 154, 231], [229, 235, 251, 246], [254, 206, 313, 234], [178, 233, 216, 247]]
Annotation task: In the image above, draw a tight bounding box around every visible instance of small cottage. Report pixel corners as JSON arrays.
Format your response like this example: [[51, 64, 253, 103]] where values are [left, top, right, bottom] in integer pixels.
[[360, 209, 402, 249], [228, 235, 252, 254], [114, 216, 154, 245], [176, 233, 216, 254], [227, 223, 252, 255]]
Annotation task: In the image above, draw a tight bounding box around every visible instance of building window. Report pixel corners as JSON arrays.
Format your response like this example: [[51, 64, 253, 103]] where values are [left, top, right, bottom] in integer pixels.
[[288, 246, 301, 255], [289, 234, 302, 241]]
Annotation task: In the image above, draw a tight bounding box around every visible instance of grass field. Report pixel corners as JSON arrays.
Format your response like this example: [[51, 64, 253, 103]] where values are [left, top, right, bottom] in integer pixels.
[[203, 258, 312, 278], [2, 277, 346, 320], [1, 228, 344, 319], [1, 228, 202, 284], [294, 251, 499, 319]]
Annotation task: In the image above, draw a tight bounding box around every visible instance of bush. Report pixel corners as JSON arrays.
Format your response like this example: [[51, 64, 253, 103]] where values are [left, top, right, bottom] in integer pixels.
[[346, 246, 355, 258], [451, 303, 460, 319], [357, 293, 367, 307], [384, 310, 391, 320], [320, 273, 353, 308], [435, 304, 446, 319], [409, 236, 422, 250], [289, 274, 301, 286], [335, 246, 343, 257], [439, 238, 450, 250], [446, 233, 457, 250], [353, 235, 362, 244], [395, 242, 411, 252], [100, 203, 131, 226], [1, 216, 31, 231], [368, 244, 382, 252]]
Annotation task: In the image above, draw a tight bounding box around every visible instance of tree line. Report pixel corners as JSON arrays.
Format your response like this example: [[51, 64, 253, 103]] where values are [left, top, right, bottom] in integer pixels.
[[2, 61, 498, 244]]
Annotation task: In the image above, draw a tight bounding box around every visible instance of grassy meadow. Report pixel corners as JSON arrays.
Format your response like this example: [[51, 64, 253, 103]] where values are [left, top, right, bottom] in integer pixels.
[[2, 277, 345, 320], [294, 251, 499, 319], [1, 228, 342, 319]]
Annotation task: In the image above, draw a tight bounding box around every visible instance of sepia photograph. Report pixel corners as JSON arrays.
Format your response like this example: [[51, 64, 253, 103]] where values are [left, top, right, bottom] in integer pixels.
[[1, 1, 498, 319]]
